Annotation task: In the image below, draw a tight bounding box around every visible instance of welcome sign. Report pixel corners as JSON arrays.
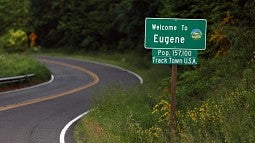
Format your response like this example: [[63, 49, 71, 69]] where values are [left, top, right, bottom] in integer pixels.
[[144, 18, 207, 50]]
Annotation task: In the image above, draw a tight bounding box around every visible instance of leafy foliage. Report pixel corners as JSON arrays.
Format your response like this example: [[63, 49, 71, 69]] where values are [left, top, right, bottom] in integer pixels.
[[0, 29, 28, 52], [0, 0, 30, 52], [1, 0, 255, 56], [0, 0, 30, 33], [29, 0, 160, 52], [29, 0, 65, 47], [1, 1, 255, 142]]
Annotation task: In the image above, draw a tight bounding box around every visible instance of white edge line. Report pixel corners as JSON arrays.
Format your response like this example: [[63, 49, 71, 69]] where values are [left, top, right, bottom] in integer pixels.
[[90, 61, 144, 84], [60, 57, 144, 84], [58, 57, 143, 143], [0, 75, 54, 95], [60, 110, 91, 143]]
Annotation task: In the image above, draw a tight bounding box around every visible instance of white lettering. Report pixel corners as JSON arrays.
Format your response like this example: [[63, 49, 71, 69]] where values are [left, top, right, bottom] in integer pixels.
[[169, 58, 183, 64], [152, 24, 177, 31], [184, 57, 197, 65], [153, 34, 185, 45], [154, 34, 158, 43], [181, 25, 188, 31], [152, 57, 168, 64], [157, 50, 171, 56], [152, 24, 157, 30]]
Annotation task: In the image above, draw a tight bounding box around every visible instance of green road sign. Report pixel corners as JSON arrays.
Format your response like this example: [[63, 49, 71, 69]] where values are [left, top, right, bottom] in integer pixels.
[[152, 56, 198, 65], [152, 49, 198, 58], [145, 18, 207, 50]]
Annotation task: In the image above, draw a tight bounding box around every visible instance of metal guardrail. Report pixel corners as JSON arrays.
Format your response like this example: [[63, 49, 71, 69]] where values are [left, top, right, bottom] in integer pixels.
[[0, 74, 35, 85]]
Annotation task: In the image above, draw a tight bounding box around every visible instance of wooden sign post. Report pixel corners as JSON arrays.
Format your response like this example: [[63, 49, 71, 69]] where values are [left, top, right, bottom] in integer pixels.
[[170, 64, 177, 142]]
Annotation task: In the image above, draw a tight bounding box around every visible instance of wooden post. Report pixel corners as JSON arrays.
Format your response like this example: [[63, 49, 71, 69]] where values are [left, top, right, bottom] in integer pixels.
[[169, 64, 177, 143]]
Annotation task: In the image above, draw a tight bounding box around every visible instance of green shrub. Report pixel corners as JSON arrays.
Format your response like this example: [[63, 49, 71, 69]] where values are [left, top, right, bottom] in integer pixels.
[[0, 29, 28, 52]]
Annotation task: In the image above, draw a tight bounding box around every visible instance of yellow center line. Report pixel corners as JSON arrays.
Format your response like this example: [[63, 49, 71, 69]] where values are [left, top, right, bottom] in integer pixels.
[[0, 59, 99, 112]]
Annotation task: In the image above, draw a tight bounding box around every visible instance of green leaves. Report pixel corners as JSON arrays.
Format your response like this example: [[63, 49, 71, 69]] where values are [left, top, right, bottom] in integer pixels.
[[0, 0, 30, 33], [0, 0, 31, 52], [29, 0, 160, 52], [0, 29, 28, 52]]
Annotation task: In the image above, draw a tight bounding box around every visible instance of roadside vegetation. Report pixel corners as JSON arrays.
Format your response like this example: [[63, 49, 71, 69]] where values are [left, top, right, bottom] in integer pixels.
[[0, 0, 51, 91], [0, 54, 51, 91], [73, 53, 255, 143], [73, 64, 170, 143], [1, 0, 255, 142], [70, 1, 255, 143]]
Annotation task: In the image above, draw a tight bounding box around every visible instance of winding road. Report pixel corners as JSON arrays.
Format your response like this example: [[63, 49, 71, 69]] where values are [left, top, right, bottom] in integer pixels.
[[0, 56, 141, 143]]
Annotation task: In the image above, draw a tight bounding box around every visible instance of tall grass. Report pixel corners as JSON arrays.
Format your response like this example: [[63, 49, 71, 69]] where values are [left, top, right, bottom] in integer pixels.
[[0, 54, 51, 89], [73, 51, 255, 143], [73, 62, 170, 143], [74, 85, 163, 143]]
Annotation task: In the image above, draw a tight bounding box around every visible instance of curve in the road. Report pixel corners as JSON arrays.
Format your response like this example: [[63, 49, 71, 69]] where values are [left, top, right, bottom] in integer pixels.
[[62, 57, 144, 84], [59, 58, 144, 143], [0, 56, 141, 143], [0, 75, 54, 95], [0, 59, 99, 112]]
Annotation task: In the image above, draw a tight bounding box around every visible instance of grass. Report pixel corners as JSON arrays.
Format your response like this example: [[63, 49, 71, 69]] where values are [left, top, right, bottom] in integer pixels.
[[34, 48, 172, 142], [3, 49, 252, 142], [69, 51, 171, 143], [27, 48, 255, 142], [74, 85, 166, 143], [71, 51, 255, 143], [0, 54, 51, 91]]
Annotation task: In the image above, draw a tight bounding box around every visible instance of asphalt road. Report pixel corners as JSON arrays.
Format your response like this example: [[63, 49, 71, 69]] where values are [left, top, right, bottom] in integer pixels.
[[0, 56, 141, 143]]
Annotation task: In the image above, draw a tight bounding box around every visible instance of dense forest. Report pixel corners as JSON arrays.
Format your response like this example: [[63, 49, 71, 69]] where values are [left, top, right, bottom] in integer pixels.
[[0, 0, 254, 57], [29, 0, 160, 52]]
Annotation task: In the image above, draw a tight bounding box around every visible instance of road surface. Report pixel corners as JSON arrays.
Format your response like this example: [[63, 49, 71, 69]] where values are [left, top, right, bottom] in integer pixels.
[[0, 56, 141, 143]]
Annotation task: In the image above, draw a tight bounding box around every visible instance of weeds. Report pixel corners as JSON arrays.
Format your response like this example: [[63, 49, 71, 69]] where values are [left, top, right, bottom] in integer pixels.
[[74, 49, 255, 143], [0, 54, 51, 90]]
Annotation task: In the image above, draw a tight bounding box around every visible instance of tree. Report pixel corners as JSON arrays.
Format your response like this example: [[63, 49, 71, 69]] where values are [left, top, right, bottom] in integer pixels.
[[0, 0, 30, 33], [30, 0, 64, 47], [159, 0, 255, 58], [0, 0, 30, 52], [30, 0, 161, 52]]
